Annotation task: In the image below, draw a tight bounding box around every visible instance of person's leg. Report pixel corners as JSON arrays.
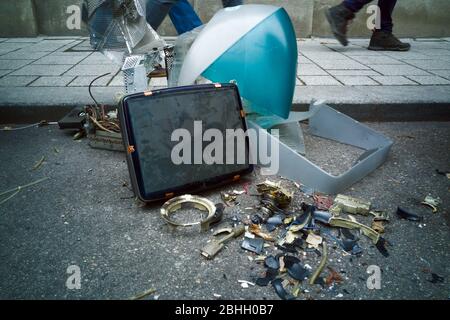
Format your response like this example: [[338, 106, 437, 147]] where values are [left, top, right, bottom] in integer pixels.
[[368, 0, 410, 51], [377, 0, 397, 33], [222, 0, 243, 7], [326, 1, 373, 46], [342, 0, 373, 12], [146, 0, 180, 31], [169, 0, 202, 34]]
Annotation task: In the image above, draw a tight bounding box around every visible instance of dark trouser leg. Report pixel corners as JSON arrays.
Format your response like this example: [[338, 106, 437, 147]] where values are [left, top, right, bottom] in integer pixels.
[[222, 0, 243, 7], [343, 0, 373, 12], [146, 0, 180, 30], [378, 0, 397, 33]]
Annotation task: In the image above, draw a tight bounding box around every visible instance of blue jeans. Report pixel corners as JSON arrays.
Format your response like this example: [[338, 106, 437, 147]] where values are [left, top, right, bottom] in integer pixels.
[[146, 0, 243, 33], [343, 0, 397, 33], [169, 0, 202, 35]]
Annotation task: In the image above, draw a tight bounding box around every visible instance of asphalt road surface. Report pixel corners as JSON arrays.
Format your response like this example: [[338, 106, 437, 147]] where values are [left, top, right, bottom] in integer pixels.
[[0, 122, 449, 300]]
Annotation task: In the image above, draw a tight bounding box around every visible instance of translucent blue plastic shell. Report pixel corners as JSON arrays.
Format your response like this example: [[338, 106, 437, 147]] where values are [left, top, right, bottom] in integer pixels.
[[202, 8, 298, 119]]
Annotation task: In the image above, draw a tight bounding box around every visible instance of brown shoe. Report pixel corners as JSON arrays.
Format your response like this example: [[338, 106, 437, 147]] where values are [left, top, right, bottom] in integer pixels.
[[368, 31, 411, 51]]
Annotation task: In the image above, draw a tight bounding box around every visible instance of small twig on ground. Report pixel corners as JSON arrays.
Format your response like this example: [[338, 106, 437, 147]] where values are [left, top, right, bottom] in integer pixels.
[[32, 156, 46, 171], [130, 288, 157, 300], [0, 177, 49, 206]]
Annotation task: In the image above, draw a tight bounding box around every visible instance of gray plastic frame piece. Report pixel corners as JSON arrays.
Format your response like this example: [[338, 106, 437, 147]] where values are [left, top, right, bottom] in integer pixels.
[[247, 102, 393, 194]]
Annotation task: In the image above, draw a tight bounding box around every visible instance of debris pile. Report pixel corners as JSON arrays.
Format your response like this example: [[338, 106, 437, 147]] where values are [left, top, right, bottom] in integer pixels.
[[159, 179, 408, 299]]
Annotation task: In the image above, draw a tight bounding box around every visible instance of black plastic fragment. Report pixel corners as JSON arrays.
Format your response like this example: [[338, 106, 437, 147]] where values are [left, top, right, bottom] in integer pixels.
[[283, 255, 301, 268], [256, 268, 278, 287], [210, 203, 225, 226], [396, 207, 423, 222], [241, 237, 264, 254], [287, 263, 309, 281], [339, 228, 362, 255], [58, 106, 86, 130], [251, 214, 264, 225], [264, 256, 280, 270], [272, 278, 295, 300], [265, 223, 277, 232], [293, 210, 313, 230], [428, 273, 444, 284], [375, 237, 390, 257]]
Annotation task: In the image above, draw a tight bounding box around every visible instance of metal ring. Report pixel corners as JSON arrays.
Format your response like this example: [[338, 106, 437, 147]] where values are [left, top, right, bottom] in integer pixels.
[[160, 195, 216, 230]]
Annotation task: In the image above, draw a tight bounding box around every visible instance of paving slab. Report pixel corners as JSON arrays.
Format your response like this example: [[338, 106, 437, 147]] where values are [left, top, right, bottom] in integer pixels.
[[314, 59, 370, 70], [327, 70, 380, 76], [299, 75, 342, 86], [64, 64, 120, 76], [334, 75, 379, 86], [33, 55, 86, 65], [0, 49, 50, 60], [0, 59, 34, 70], [430, 70, 450, 80], [29, 76, 75, 87], [370, 76, 418, 86], [11, 64, 73, 76], [0, 69, 12, 77], [405, 75, 450, 85], [0, 37, 449, 123], [27, 40, 77, 52], [297, 64, 328, 76], [369, 65, 432, 76], [0, 75, 37, 87], [351, 56, 403, 65], [69, 75, 115, 87], [404, 59, 450, 70]]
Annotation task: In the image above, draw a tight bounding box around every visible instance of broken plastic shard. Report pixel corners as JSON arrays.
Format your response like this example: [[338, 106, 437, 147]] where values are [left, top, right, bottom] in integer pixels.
[[251, 214, 264, 225], [221, 192, 237, 205], [287, 263, 309, 281], [306, 233, 323, 247], [371, 220, 385, 234], [300, 185, 315, 197], [421, 195, 441, 213], [265, 223, 277, 232], [267, 215, 283, 225], [292, 210, 313, 230], [256, 268, 278, 287], [313, 194, 334, 211], [370, 210, 390, 221], [312, 210, 332, 224], [272, 278, 296, 300], [333, 194, 371, 216], [264, 256, 280, 270], [241, 237, 264, 254], [375, 237, 390, 258], [249, 224, 275, 241], [339, 228, 361, 253], [428, 273, 444, 284], [257, 180, 293, 208], [396, 207, 423, 222]]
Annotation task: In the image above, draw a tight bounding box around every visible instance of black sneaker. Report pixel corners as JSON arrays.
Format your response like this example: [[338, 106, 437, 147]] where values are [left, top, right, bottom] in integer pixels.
[[325, 4, 355, 47], [368, 31, 411, 51]]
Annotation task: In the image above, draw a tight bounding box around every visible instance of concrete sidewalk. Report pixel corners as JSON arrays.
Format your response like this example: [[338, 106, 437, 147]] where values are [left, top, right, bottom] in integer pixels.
[[0, 36, 450, 122]]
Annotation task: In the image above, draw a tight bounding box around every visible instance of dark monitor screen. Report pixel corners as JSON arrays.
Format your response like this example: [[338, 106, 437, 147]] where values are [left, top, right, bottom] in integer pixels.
[[121, 84, 252, 201]]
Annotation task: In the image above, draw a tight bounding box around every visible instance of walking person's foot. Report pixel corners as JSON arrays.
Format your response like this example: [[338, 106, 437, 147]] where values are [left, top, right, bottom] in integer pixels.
[[325, 3, 355, 46], [368, 30, 411, 51]]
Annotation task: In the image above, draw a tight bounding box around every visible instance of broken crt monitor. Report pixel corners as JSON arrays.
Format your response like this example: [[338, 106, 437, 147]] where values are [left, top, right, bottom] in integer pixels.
[[118, 83, 253, 202]]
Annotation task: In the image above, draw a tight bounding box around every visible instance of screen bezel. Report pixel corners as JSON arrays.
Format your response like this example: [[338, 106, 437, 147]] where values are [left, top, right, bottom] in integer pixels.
[[120, 83, 254, 202]]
